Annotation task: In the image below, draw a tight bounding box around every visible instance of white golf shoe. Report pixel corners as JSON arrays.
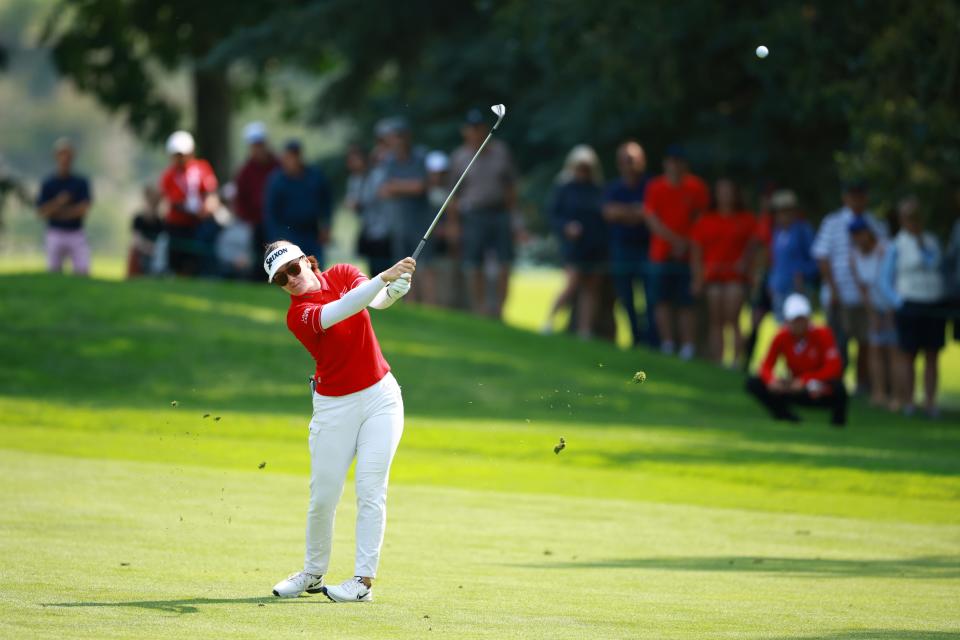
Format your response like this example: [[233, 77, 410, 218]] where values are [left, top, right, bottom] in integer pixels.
[[272, 571, 324, 598], [322, 576, 373, 602]]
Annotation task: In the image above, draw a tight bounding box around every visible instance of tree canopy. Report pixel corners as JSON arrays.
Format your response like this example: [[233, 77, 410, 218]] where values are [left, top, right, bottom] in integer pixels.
[[210, 0, 960, 223], [39, 0, 960, 225], [41, 0, 280, 177]]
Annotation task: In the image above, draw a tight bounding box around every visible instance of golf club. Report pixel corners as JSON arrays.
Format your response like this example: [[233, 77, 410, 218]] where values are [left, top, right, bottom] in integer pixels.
[[411, 104, 507, 261]]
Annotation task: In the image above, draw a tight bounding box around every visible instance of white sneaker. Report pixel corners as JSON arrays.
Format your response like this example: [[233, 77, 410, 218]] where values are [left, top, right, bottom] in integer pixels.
[[272, 571, 324, 598], [678, 343, 695, 361], [322, 576, 373, 602]]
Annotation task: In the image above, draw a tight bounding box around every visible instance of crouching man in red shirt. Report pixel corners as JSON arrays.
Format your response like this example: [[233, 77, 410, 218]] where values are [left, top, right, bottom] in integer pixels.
[[746, 293, 848, 427]]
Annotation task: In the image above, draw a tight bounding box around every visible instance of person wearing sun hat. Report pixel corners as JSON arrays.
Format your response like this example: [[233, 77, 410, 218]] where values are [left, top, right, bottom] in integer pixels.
[[264, 240, 416, 603], [746, 292, 848, 427]]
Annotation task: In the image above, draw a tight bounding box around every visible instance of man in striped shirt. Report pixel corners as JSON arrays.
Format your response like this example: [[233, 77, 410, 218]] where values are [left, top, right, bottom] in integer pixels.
[[811, 181, 888, 392]]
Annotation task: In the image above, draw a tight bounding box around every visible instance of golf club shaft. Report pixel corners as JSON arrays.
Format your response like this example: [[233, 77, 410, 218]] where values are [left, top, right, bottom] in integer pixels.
[[412, 125, 500, 261]]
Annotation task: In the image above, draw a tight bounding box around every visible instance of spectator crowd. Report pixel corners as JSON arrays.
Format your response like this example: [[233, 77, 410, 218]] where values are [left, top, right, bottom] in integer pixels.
[[22, 114, 960, 423], [535, 140, 960, 423]]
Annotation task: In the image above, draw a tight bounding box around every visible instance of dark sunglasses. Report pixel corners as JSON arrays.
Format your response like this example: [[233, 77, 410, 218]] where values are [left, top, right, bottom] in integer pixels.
[[272, 258, 303, 286]]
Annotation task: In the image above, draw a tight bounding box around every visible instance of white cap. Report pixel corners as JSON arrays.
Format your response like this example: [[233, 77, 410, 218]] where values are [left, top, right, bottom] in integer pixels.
[[243, 121, 268, 144], [263, 243, 305, 282], [425, 150, 449, 173], [53, 137, 74, 153], [221, 181, 237, 201], [166, 130, 195, 155], [783, 293, 812, 321], [770, 189, 798, 211], [569, 144, 598, 166]]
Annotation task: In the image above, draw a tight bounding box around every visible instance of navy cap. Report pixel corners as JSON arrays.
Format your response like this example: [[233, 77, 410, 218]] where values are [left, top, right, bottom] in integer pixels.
[[284, 139, 302, 153], [848, 217, 870, 235], [464, 108, 486, 125], [664, 144, 686, 160]]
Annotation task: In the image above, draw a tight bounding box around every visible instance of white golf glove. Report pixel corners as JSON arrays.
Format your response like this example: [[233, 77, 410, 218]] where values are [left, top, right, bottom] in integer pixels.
[[386, 273, 412, 299]]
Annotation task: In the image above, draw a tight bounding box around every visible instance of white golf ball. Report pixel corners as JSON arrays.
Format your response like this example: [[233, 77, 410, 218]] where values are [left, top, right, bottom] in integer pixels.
[[756, 45, 769, 59]]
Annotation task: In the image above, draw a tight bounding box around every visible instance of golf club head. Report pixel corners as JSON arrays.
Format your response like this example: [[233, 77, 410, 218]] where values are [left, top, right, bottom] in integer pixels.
[[490, 104, 506, 129]]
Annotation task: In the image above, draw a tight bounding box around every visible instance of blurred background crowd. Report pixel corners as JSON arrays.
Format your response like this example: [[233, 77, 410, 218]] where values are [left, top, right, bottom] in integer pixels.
[[3, 0, 960, 419], [9, 117, 960, 420]]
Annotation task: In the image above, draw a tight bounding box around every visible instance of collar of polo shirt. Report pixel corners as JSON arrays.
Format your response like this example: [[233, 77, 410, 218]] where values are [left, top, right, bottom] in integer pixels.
[[264, 244, 305, 282]]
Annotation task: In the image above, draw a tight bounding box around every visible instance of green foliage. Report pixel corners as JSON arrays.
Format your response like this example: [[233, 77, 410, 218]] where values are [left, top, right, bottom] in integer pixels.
[[40, 0, 280, 175], [207, 0, 960, 222], [37, 0, 960, 221]]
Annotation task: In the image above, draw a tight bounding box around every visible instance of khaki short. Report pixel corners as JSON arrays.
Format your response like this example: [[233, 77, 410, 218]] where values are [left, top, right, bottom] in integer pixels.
[[841, 304, 869, 343], [705, 282, 746, 299]]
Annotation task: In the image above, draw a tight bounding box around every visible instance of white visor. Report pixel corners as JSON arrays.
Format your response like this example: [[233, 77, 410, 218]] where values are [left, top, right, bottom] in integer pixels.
[[264, 244, 305, 282]]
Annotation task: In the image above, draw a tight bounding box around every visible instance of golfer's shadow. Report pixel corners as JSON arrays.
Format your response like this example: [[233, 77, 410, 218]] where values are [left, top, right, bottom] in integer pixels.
[[42, 595, 320, 615]]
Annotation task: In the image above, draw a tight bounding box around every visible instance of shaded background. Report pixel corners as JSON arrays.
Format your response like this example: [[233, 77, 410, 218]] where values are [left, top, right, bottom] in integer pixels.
[[2, 0, 960, 258]]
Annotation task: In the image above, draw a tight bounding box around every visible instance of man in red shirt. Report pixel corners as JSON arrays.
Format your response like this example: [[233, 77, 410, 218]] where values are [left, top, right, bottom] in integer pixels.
[[746, 293, 848, 426], [159, 130, 220, 276], [643, 145, 709, 359], [233, 122, 279, 280]]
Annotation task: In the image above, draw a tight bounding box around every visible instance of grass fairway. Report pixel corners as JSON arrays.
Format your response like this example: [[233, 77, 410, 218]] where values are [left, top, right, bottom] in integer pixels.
[[1, 274, 959, 639]]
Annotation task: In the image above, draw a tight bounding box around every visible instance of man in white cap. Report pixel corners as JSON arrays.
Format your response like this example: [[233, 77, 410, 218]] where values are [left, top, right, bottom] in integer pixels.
[[746, 293, 848, 427], [233, 121, 279, 280], [159, 130, 220, 276]]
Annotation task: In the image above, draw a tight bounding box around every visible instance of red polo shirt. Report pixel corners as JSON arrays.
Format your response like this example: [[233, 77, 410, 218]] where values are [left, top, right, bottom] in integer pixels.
[[759, 325, 843, 387], [287, 263, 390, 397], [690, 211, 757, 282], [233, 155, 279, 225], [160, 158, 219, 227], [644, 173, 709, 262]]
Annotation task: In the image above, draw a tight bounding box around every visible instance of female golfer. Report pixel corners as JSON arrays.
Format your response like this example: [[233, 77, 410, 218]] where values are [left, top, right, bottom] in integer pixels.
[[265, 240, 415, 603]]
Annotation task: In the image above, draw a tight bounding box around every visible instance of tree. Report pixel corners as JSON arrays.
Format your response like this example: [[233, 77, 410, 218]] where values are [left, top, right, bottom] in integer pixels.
[[41, 0, 278, 178], [41, 0, 960, 226], [211, 0, 960, 227]]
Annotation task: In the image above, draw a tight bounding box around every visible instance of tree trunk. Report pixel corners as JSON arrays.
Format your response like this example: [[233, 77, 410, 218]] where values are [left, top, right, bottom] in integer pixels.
[[192, 66, 232, 181]]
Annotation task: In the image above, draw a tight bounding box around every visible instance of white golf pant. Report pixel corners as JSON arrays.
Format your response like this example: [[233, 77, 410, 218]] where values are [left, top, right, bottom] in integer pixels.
[[304, 372, 403, 578]]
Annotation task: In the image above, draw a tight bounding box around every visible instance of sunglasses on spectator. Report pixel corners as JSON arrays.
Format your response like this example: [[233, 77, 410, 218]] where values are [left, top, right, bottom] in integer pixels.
[[272, 258, 304, 286]]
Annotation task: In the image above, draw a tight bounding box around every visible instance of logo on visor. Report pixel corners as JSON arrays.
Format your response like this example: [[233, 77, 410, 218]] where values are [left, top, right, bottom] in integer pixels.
[[265, 247, 288, 269]]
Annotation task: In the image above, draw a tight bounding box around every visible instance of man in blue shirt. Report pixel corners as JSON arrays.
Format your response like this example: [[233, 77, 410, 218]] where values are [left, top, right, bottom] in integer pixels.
[[766, 190, 818, 320], [36, 138, 93, 275], [264, 140, 333, 266], [601, 140, 656, 347]]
